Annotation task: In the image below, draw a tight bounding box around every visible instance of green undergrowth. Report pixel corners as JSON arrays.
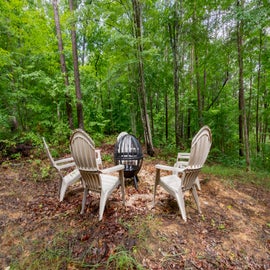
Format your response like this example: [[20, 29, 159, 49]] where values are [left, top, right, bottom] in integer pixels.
[[202, 165, 270, 190], [106, 246, 145, 270]]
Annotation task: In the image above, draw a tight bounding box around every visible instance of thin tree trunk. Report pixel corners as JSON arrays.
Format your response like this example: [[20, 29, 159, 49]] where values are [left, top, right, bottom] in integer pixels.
[[163, 46, 169, 142], [248, 70, 252, 135], [191, 4, 203, 128], [130, 87, 137, 135], [165, 89, 168, 142], [132, 0, 154, 156], [81, 34, 86, 66], [150, 90, 154, 138], [256, 29, 262, 153], [237, 3, 244, 158], [194, 44, 203, 127], [206, 71, 229, 111], [188, 45, 194, 140], [237, 0, 250, 171], [128, 64, 137, 135], [168, 0, 181, 148], [262, 75, 268, 145], [69, 0, 84, 129], [52, 0, 73, 129]]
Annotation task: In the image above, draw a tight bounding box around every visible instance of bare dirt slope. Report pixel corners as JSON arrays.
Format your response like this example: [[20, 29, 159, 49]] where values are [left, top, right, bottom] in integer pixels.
[[0, 150, 269, 269]]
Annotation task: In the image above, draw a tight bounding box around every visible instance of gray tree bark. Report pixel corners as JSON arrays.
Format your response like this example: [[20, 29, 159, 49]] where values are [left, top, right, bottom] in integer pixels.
[[52, 0, 73, 129], [69, 0, 84, 129], [237, 0, 250, 171], [132, 0, 154, 156]]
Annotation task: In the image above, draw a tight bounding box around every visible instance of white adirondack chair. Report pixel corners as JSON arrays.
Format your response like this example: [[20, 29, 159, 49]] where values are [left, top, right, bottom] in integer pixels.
[[70, 129, 125, 221], [94, 149, 103, 169], [153, 126, 212, 221], [173, 126, 212, 190], [117, 131, 128, 142], [42, 137, 81, 202]]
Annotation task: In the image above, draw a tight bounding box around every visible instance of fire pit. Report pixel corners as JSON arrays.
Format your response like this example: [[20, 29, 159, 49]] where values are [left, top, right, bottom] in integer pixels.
[[114, 133, 143, 190]]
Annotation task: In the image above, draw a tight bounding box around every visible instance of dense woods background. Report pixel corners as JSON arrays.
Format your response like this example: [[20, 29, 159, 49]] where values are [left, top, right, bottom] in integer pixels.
[[0, 0, 269, 171]]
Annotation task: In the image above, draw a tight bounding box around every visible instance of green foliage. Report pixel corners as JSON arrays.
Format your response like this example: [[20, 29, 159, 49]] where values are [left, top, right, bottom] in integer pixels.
[[19, 132, 41, 146], [203, 165, 270, 190], [29, 159, 51, 182], [0, 0, 269, 173], [106, 247, 145, 270], [156, 143, 178, 164], [0, 139, 16, 157], [51, 121, 72, 145], [101, 153, 113, 163], [10, 152, 21, 160]]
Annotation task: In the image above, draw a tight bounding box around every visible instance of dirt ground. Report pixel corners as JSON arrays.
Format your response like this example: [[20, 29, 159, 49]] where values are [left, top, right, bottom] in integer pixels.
[[0, 146, 270, 269]]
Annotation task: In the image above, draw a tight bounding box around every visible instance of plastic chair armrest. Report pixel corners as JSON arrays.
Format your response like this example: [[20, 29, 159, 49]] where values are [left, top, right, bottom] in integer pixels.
[[101, 164, 125, 174], [155, 164, 185, 173], [55, 157, 76, 169]]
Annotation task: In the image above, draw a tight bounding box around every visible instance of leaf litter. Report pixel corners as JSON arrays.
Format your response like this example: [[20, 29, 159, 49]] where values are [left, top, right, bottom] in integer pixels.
[[0, 147, 269, 269]]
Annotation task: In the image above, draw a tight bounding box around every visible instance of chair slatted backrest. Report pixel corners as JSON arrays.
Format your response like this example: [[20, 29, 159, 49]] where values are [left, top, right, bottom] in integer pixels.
[[182, 166, 202, 191], [188, 126, 212, 167], [180, 126, 211, 191], [117, 131, 128, 142], [42, 137, 57, 169], [70, 129, 101, 193]]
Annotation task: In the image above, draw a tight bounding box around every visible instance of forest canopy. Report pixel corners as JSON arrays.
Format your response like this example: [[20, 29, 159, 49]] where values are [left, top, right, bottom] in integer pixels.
[[0, 0, 269, 171]]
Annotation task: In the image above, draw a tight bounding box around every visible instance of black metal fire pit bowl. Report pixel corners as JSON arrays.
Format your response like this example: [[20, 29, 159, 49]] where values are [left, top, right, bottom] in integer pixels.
[[114, 133, 143, 190]]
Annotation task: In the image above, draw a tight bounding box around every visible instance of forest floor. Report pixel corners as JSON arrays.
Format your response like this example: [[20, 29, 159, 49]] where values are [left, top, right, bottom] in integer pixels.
[[0, 143, 270, 270]]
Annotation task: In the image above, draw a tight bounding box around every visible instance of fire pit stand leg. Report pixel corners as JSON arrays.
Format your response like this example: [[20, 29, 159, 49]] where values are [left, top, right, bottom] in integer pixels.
[[133, 175, 139, 190]]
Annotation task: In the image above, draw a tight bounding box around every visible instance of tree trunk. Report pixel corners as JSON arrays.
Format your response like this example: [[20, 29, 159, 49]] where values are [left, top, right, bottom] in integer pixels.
[[163, 46, 169, 142], [150, 90, 154, 138], [237, 0, 250, 171], [191, 4, 203, 129], [52, 0, 73, 129], [262, 76, 268, 145], [168, 0, 181, 148], [165, 89, 168, 142], [69, 0, 84, 129], [132, 0, 154, 156], [194, 44, 203, 127], [256, 29, 262, 153], [188, 45, 194, 140], [128, 64, 137, 135]]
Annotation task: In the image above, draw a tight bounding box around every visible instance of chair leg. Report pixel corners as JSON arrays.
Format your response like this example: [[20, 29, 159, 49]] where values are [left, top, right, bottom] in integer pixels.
[[80, 188, 88, 214], [195, 177, 201, 190], [99, 191, 108, 221], [175, 191, 187, 222], [120, 185, 125, 205], [153, 183, 158, 207], [191, 186, 201, 214], [153, 182, 158, 206], [119, 170, 125, 205], [153, 169, 160, 206], [59, 180, 68, 202]]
